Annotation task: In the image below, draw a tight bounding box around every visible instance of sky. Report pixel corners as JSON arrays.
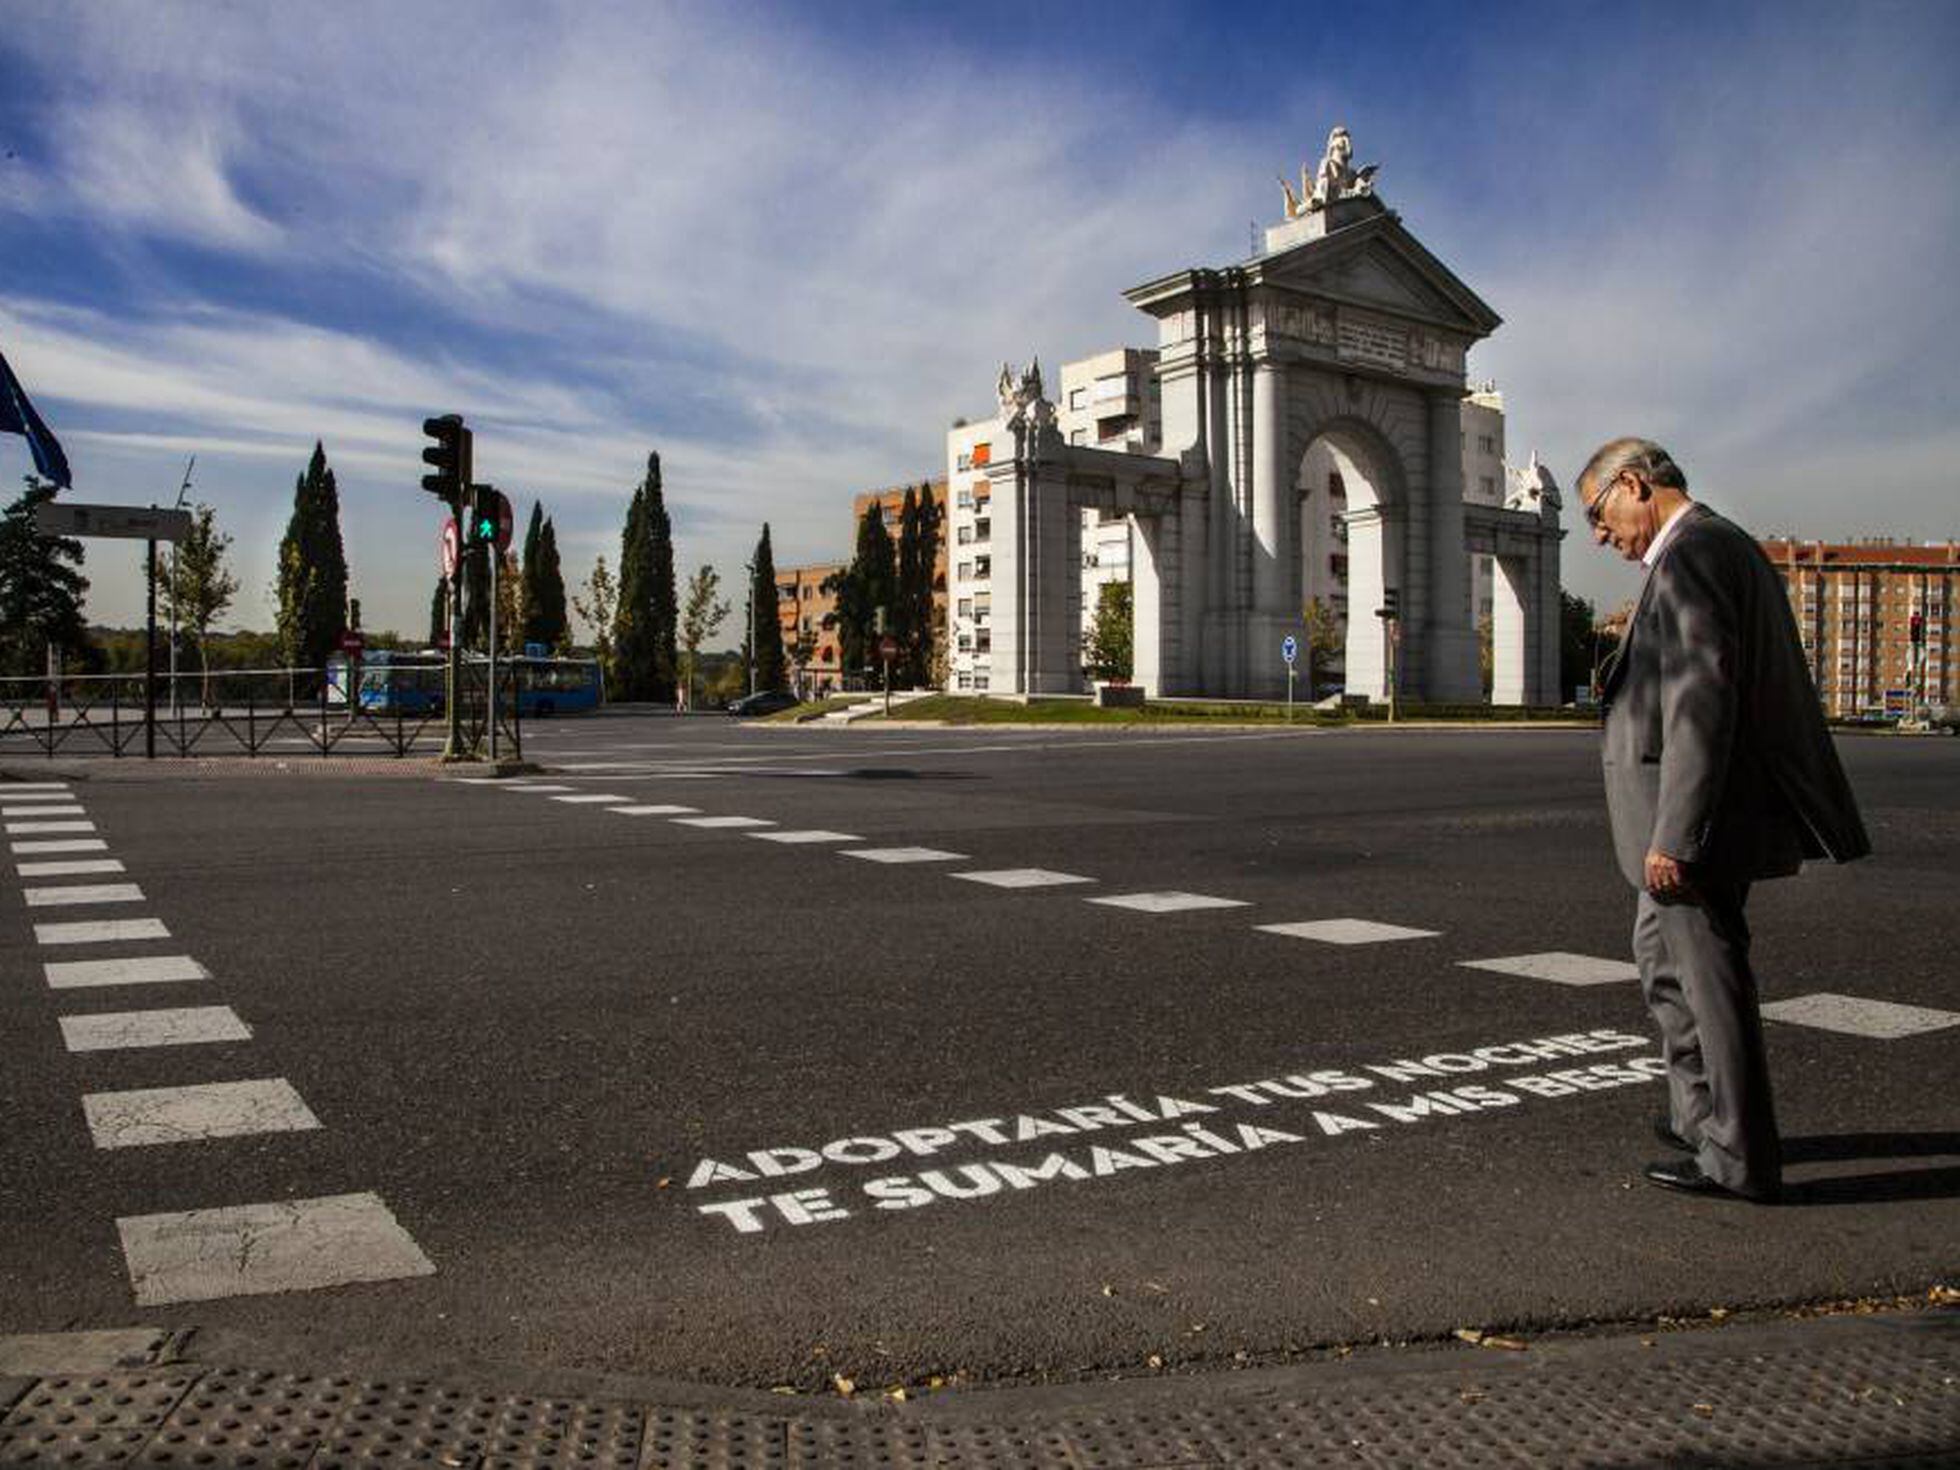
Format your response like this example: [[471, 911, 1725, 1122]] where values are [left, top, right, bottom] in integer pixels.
[[2, 0, 1956, 638]]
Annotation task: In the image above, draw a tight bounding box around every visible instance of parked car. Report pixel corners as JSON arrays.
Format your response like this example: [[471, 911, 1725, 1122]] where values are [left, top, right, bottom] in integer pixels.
[[727, 688, 799, 718]]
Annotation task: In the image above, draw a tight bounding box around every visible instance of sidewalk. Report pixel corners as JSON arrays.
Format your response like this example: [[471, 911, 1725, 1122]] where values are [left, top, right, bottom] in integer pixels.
[[3, 1306, 1955, 1467]]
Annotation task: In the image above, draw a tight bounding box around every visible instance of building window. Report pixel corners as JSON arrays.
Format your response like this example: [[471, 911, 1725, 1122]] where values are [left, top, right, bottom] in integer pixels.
[[1478, 434, 1495, 454], [975, 631, 992, 654], [1480, 475, 1495, 497], [974, 674, 990, 691], [957, 526, 973, 545], [974, 556, 991, 578], [957, 561, 972, 580], [975, 518, 991, 541], [1068, 387, 1086, 409], [957, 598, 973, 618], [956, 487, 973, 508], [957, 672, 972, 690]]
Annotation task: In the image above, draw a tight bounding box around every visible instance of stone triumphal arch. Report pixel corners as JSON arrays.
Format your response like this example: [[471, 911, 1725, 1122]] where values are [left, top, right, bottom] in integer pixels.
[[951, 129, 1563, 704]]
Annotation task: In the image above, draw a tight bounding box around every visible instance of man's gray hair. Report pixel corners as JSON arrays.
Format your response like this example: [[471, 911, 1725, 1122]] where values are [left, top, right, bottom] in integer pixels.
[[1577, 438, 1689, 496]]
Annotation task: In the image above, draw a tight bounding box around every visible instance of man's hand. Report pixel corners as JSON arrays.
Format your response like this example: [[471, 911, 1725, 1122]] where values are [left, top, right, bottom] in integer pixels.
[[1644, 849, 1698, 903]]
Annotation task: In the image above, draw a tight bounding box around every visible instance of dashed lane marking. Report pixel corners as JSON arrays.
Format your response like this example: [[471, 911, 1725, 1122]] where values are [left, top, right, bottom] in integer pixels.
[[749, 830, 862, 844], [1458, 952, 1641, 986], [45, 955, 213, 990], [843, 847, 968, 864], [1088, 891, 1251, 914], [1255, 918, 1441, 945], [549, 793, 631, 804], [6, 820, 95, 835], [1760, 993, 1960, 1040], [11, 838, 108, 855], [117, 1192, 434, 1306], [24, 883, 146, 907], [671, 815, 776, 829], [35, 918, 171, 945], [952, 868, 1096, 889], [502, 784, 575, 793], [17, 859, 126, 877], [82, 1078, 321, 1148], [608, 804, 700, 816], [60, 1006, 252, 1052]]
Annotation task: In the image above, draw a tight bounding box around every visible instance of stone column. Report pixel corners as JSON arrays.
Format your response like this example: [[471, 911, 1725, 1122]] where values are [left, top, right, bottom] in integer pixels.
[[1491, 553, 1527, 705], [1422, 390, 1481, 701], [1251, 364, 1287, 615]]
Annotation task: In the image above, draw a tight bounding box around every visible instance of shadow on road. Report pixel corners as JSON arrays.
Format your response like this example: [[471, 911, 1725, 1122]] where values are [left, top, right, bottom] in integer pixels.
[[1782, 1131, 1960, 1205]]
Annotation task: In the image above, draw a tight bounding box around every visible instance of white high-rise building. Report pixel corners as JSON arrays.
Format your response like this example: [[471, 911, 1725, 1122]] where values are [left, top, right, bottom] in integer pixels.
[[1058, 350, 1161, 654]]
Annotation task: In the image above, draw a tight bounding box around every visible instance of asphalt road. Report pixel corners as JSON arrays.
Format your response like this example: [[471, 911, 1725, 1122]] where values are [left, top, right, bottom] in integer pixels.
[[2, 717, 1955, 1393]]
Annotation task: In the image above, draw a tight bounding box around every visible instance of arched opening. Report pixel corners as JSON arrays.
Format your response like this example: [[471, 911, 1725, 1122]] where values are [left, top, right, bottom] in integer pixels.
[[1296, 423, 1402, 702]]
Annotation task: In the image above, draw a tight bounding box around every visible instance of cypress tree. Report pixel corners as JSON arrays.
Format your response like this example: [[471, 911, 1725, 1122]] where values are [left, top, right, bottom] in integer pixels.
[[835, 502, 896, 679], [895, 487, 921, 683], [0, 477, 90, 678], [519, 500, 546, 648], [749, 523, 785, 692], [912, 483, 940, 685], [611, 476, 651, 698], [644, 456, 678, 703], [428, 578, 448, 647], [535, 518, 568, 652], [274, 442, 349, 678]]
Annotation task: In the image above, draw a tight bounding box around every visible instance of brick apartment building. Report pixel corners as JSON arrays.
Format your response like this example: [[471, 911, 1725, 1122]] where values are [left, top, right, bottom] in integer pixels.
[[1761, 537, 1957, 718]]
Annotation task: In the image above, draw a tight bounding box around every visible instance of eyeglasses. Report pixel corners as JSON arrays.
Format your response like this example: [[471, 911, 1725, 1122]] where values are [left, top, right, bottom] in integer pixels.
[[1583, 471, 1630, 531]]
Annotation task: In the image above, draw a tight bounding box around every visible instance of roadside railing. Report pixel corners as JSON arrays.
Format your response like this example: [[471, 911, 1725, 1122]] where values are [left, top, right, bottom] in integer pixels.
[[0, 662, 518, 760]]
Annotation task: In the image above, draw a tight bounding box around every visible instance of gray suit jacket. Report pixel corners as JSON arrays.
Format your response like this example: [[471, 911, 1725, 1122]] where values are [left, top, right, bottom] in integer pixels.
[[1600, 504, 1871, 889]]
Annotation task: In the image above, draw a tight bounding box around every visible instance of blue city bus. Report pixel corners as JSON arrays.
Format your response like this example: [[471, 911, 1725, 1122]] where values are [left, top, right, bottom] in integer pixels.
[[326, 650, 446, 715], [513, 655, 604, 717]]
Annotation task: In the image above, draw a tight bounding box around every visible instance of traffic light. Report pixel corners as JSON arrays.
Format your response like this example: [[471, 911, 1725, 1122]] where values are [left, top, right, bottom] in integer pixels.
[[465, 484, 513, 553], [1378, 586, 1401, 621], [421, 414, 472, 505]]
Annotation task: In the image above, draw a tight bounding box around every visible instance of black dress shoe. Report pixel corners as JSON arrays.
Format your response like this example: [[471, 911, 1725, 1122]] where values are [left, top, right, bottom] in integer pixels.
[[1653, 1115, 1695, 1153], [1642, 1159, 1779, 1204]]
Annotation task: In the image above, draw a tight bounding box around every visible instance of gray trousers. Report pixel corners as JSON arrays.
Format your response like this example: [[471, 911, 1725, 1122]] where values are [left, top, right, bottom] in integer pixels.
[[1632, 880, 1782, 1197]]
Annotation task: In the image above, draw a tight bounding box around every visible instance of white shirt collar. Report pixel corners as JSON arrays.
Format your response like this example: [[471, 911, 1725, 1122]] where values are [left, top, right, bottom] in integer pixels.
[[1642, 501, 1694, 568]]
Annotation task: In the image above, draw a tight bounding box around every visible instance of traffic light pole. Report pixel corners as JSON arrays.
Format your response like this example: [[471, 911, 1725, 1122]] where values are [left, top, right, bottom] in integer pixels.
[[488, 544, 499, 764], [443, 526, 465, 760]]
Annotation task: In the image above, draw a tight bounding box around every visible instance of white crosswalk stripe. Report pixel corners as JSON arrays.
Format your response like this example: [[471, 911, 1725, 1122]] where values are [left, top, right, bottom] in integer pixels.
[[118, 1192, 434, 1305], [17, 859, 126, 877], [749, 830, 862, 844], [1088, 891, 1250, 913], [1, 805, 86, 818], [45, 955, 213, 990], [0, 783, 70, 793], [671, 815, 776, 829], [609, 804, 700, 816], [843, 846, 968, 864], [7, 820, 95, 834], [1256, 919, 1440, 945], [82, 1078, 321, 1148], [35, 918, 171, 945], [11, 838, 108, 854], [1458, 952, 1639, 986], [24, 883, 146, 907], [1760, 993, 1960, 1039], [550, 793, 631, 803], [60, 1006, 252, 1052], [953, 868, 1095, 889]]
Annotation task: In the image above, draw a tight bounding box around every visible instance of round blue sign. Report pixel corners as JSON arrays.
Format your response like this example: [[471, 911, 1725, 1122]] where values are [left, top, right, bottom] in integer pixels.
[[1281, 635, 1298, 664]]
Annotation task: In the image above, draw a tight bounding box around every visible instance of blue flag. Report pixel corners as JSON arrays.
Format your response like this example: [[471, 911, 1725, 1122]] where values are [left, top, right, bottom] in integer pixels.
[[0, 347, 71, 489]]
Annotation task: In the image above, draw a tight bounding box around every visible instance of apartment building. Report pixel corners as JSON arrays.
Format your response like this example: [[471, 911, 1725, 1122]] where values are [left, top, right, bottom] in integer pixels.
[[774, 562, 844, 697], [1762, 538, 1958, 718], [1462, 382, 1506, 630], [945, 425, 996, 691]]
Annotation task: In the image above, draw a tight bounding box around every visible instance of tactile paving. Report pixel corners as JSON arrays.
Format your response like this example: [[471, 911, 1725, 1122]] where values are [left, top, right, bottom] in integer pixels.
[[636, 1410, 784, 1470], [0, 1370, 197, 1467]]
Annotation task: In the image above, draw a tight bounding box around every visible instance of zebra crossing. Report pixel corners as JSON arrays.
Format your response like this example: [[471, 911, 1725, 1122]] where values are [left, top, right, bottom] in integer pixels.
[[8, 779, 433, 1307], [466, 775, 1960, 1044]]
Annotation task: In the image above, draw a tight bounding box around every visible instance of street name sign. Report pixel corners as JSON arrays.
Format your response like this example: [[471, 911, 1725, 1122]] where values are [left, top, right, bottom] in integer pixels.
[[33, 502, 193, 542]]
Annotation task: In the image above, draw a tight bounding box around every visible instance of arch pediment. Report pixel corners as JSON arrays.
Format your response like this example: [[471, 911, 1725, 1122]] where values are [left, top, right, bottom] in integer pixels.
[[1252, 216, 1500, 338]]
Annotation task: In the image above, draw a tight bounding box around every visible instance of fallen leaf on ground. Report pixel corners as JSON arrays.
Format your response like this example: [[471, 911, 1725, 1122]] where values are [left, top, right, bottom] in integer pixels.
[[832, 1375, 855, 1398], [1146, 1354, 1164, 1370], [1454, 1329, 1485, 1345], [1482, 1336, 1528, 1351], [1692, 1403, 1715, 1417]]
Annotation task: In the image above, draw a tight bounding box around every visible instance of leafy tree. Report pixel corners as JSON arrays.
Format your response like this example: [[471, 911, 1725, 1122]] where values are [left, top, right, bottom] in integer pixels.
[[460, 546, 490, 650], [1477, 613, 1495, 696], [1559, 590, 1599, 701], [274, 442, 349, 678], [572, 556, 617, 680], [162, 503, 240, 707], [679, 564, 729, 710], [1083, 580, 1133, 682], [495, 547, 522, 654], [748, 523, 785, 693], [533, 517, 568, 652], [0, 476, 89, 678], [1302, 595, 1341, 698]]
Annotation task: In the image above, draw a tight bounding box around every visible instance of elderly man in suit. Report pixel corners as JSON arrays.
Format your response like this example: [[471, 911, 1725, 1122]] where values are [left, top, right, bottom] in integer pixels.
[[1578, 438, 1869, 1204]]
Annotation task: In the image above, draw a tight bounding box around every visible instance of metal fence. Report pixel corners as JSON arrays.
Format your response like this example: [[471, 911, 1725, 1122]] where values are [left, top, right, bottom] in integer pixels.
[[0, 661, 520, 760]]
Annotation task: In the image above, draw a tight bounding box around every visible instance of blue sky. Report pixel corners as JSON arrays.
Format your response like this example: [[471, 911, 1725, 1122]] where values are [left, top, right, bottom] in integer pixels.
[[2, 0, 1956, 636]]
